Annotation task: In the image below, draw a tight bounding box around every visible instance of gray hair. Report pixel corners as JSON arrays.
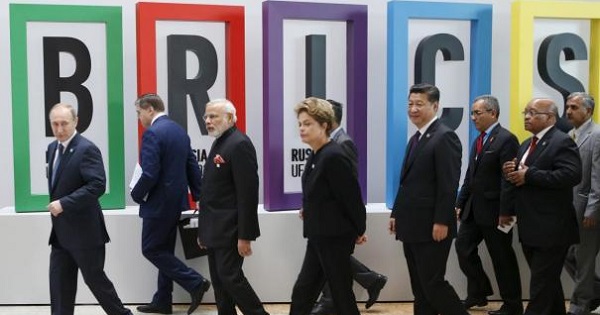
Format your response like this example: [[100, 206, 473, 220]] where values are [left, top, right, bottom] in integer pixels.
[[473, 95, 500, 117], [206, 98, 238, 123], [567, 92, 595, 114]]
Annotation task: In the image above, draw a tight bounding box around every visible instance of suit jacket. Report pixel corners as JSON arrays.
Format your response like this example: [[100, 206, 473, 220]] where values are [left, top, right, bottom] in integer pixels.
[[198, 127, 261, 248], [392, 119, 462, 243], [514, 126, 581, 247], [131, 116, 202, 219], [301, 141, 366, 239], [47, 133, 109, 250], [456, 124, 519, 226], [571, 121, 600, 226], [331, 128, 358, 178]]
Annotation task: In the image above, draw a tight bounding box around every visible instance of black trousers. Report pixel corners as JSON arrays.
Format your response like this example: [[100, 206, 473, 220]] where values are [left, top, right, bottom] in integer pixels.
[[50, 244, 130, 315], [404, 239, 468, 315], [522, 243, 569, 315], [455, 219, 522, 310], [290, 238, 360, 315], [208, 246, 268, 315]]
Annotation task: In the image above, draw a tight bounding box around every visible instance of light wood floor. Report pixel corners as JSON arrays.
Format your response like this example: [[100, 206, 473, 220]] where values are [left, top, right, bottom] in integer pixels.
[[0, 301, 576, 315]]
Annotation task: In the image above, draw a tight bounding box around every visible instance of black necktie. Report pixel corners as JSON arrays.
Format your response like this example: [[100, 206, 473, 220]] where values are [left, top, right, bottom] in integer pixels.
[[52, 143, 64, 187], [407, 131, 421, 160]]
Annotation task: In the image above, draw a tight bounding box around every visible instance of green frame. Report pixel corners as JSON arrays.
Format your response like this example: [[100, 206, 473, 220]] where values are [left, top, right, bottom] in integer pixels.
[[10, 4, 124, 212]]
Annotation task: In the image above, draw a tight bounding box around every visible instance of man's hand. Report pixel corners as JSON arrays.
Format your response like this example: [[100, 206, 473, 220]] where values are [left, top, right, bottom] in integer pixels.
[[502, 158, 517, 177], [298, 208, 304, 220], [47, 200, 63, 217], [498, 215, 515, 227], [455, 207, 461, 221], [506, 163, 528, 186], [197, 237, 207, 249], [356, 235, 367, 245], [432, 223, 448, 242], [388, 218, 396, 234], [238, 239, 253, 257]]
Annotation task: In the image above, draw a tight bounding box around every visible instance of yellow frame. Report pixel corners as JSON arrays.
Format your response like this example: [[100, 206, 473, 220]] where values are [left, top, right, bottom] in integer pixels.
[[511, 0, 600, 140]]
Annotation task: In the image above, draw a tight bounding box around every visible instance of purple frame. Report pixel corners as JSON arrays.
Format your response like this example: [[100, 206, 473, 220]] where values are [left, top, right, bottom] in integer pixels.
[[263, 1, 368, 211]]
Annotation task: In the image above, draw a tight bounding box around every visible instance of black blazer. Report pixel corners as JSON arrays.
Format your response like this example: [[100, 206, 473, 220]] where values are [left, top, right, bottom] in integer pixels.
[[513, 126, 581, 247], [198, 127, 261, 248], [131, 116, 202, 219], [301, 141, 366, 239], [456, 124, 519, 226], [47, 134, 109, 250], [392, 119, 462, 243]]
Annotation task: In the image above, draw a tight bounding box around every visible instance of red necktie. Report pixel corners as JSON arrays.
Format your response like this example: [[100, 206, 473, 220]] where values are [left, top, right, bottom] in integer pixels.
[[525, 136, 538, 165], [476, 132, 485, 155]]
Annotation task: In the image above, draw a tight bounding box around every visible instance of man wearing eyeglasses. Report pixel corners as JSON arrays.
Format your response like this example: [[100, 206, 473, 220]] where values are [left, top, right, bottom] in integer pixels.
[[562, 92, 600, 315], [503, 98, 581, 315], [455, 95, 522, 315]]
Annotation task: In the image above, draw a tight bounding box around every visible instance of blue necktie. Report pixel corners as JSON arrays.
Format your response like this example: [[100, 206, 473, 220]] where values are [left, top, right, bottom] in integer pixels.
[[52, 144, 64, 187]]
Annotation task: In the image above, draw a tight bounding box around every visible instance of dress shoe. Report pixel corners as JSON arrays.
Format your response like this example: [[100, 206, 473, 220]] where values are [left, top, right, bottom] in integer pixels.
[[462, 297, 488, 309], [366, 274, 388, 309], [310, 301, 336, 315], [136, 304, 173, 314], [188, 279, 211, 314]]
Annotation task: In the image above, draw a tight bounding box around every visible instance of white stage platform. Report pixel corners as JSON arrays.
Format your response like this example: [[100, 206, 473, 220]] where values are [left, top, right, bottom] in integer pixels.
[[0, 204, 570, 304]]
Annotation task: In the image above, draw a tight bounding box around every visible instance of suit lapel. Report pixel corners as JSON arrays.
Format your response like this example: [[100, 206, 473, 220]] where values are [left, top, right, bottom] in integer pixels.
[[472, 124, 500, 172], [52, 134, 79, 192], [402, 120, 438, 179], [524, 127, 554, 165], [574, 122, 593, 148]]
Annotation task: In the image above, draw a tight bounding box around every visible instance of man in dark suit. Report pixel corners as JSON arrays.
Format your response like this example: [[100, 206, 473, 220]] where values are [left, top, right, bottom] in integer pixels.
[[310, 100, 387, 315], [504, 98, 581, 315], [455, 95, 522, 315], [390, 83, 468, 315], [197, 99, 269, 315], [131, 94, 210, 315], [562, 92, 600, 315], [47, 103, 132, 315]]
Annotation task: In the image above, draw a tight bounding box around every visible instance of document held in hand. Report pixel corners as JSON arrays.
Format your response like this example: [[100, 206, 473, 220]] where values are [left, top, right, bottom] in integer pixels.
[[497, 216, 517, 234], [129, 162, 143, 191]]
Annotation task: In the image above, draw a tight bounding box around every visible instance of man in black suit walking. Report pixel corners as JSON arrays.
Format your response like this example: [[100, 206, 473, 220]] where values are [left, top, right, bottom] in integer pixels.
[[455, 95, 522, 315], [390, 83, 467, 315], [310, 100, 387, 315], [47, 103, 132, 315], [504, 98, 581, 315], [197, 99, 269, 315]]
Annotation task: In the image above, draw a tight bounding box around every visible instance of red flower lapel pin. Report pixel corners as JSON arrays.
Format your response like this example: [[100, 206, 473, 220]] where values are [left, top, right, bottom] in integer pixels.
[[214, 154, 226, 168]]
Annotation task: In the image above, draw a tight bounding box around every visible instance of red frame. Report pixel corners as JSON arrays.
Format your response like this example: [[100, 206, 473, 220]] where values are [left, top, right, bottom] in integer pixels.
[[136, 2, 246, 137]]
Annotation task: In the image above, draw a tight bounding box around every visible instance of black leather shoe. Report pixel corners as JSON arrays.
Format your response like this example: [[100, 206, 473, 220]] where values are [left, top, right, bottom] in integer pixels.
[[366, 274, 388, 309], [462, 297, 488, 309], [188, 279, 211, 314], [136, 304, 173, 314], [311, 301, 336, 315]]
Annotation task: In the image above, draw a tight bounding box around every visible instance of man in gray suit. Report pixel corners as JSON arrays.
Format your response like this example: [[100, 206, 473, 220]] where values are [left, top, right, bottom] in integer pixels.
[[310, 100, 387, 315], [563, 92, 600, 315]]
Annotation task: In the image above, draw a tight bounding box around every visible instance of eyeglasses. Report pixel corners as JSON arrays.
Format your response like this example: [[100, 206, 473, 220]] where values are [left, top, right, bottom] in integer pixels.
[[470, 109, 492, 117], [521, 110, 553, 117], [202, 114, 221, 121]]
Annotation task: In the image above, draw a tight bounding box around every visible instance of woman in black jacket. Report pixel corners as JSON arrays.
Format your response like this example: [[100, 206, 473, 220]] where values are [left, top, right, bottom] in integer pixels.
[[289, 97, 367, 315]]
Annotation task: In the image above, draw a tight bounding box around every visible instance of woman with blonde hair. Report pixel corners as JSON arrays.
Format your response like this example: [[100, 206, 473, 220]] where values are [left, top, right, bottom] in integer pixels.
[[289, 97, 366, 315]]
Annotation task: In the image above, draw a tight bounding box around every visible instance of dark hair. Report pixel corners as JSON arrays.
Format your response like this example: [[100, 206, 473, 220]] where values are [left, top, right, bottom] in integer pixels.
[[409, 83, 440, 103], [327, 99, 343, 125], [135, 93, 165, 112]]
